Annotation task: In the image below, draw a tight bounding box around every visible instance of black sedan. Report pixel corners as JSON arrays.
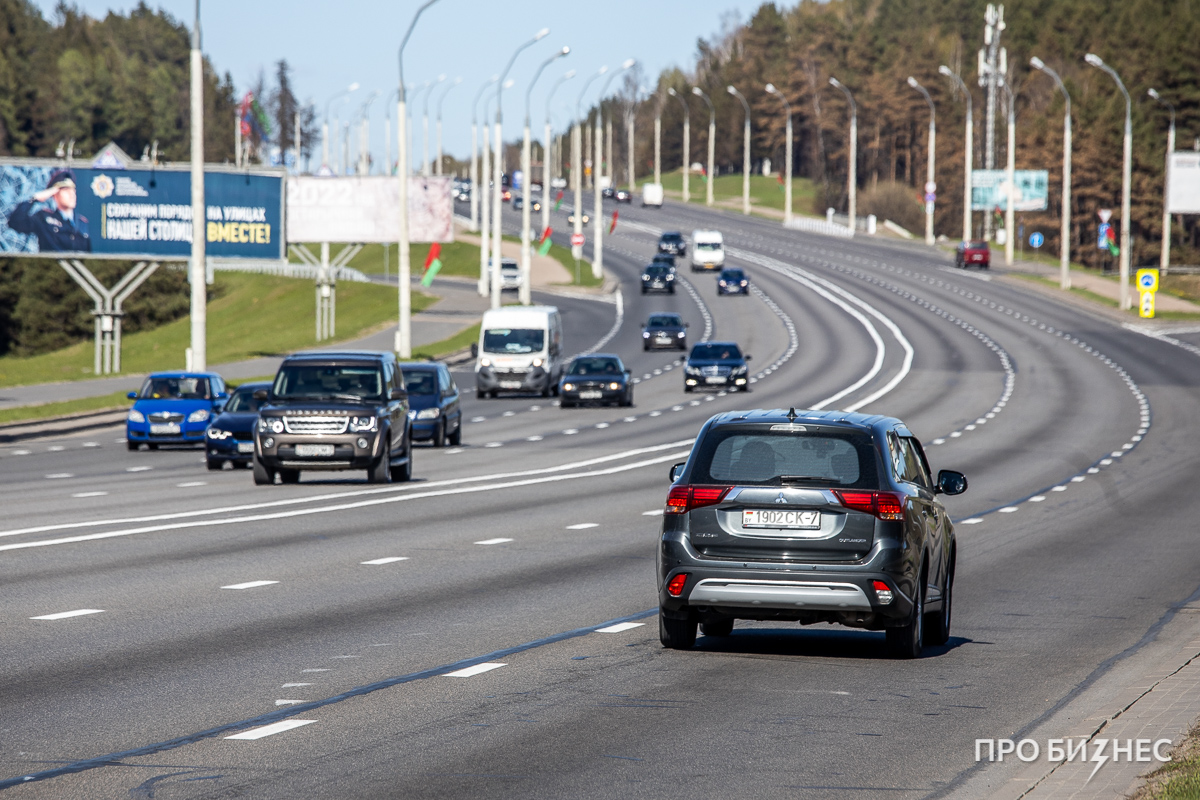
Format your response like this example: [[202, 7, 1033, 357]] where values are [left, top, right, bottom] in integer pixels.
[[684, 341, 751, 392], [643, 313, 688, 351], [559, 354, 633, 408], [615, 188, 632, 203], [640, 264, 676, 294], [400, 361, 463, 447], [717, 267, 749, 296], [651, 252, 676, 268], [658, 231, 687, 257], [205, 381, 272, 470]]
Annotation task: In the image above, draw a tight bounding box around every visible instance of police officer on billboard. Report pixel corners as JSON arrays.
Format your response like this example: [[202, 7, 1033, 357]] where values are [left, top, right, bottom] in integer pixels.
[[6, 168, 91, 252]]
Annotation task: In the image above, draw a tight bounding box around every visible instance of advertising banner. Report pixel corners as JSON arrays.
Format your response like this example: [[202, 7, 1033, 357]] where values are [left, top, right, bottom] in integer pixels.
[[971, 169, 1050, 212], [0, 161, 283, 259], [1167, 152, 1200, 214], [286, 175, 453, 244]]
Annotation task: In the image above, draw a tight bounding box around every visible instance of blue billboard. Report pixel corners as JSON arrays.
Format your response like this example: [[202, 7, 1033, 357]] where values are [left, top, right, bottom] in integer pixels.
[[971, 169, 1049, 213], [0, 162, 283, 259]]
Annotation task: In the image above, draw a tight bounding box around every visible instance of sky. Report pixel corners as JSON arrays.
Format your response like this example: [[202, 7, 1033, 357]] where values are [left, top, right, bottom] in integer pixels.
[[32, 0, 769, 171]]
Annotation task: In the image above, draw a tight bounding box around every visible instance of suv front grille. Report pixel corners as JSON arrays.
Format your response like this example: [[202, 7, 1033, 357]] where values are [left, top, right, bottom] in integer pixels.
[[283, 415, 348, 435], [701, 365, 731, 377]]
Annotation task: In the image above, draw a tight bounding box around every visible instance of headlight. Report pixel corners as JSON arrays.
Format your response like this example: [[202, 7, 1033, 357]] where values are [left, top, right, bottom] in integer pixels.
[[642, 275, 650, 281], [532, 358, 544, 367], [677, 331, 686, 337], [740, 280, 748, 286], [642, 331, 650, 338], [732, 365, 748, 374], [416, 408, 441, 420], [187, 409, 210, 423], [207, 427, 232, 440], [562, 382, 575, 392], [407, 410, 417, 420], [719, 281, 727, 286], [350, 416, 378, 432], [608, 382, 621, 391], [259, 417, 284, 433], [127, 409, 145, 423], [667, 274, 674, 280], [480, 358, 491, 367]]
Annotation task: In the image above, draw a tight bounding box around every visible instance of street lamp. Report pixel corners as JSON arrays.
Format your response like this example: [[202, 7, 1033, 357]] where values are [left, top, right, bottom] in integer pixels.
[[907, 76, 936, 245], [357, 90, 379, 175], [938, 65, 972, 243], [1001, 79, 1017, 267], [433, 77, 462, 177], [765, 82, 792, 225], [592, 59, 634, 280], [828, 77, 857, 233], [1148, 87, 1176, 274], [1085, 53, 1133, 310], [667, 87, 690, 203], [575, 66, 607, 263], [407, 80, 432, 177], [395, 0, 442, 358], [522, 46, 570, 305], [727, 85, 751, 215], [189, 0, 205, 370], [323, 82, 359, 172], [692, 86, 715, 207], [649, 87, 661, 187], [470, 76, 498, 233], [422, 74, 446, 177], [1030, 57, 1072, 289], [478, 79, 511, 298], [543, 69, 575, 236]]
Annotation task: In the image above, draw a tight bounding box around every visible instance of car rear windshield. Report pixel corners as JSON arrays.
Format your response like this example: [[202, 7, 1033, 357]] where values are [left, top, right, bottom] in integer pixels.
[[690, 343, 741, 360], [569, 357, 622, 376], [967, 241, 989, 249], [690, 428, 879, 488], [223, 389, 263, 413], [140, 376, 211, 400], [403, 371, 437, 395], [273, 364, 383, 401], [648, 314, 682, 327]]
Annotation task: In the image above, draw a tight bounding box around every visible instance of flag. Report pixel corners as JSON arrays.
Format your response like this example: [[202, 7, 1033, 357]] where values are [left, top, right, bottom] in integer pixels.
[[420, 242, 442, 287], [239, 92, 272, 141], [537, 227, 553, 256], [1105, 225, 1120, 257], [699, 165, 708, 183], [776, 170, 785, 192], [609, 211, 619, 235], [553, 190, 564, 211]]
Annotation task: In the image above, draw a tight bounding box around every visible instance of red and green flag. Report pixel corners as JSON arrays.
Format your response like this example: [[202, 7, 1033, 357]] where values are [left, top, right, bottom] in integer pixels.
[[420, 242, 442, 287], [609, 211, 619, 235], [776, 170, 785, 192], [553, 190, 564, 211], [1104, 224, 1120, 257], [537, 227, 554, 256]]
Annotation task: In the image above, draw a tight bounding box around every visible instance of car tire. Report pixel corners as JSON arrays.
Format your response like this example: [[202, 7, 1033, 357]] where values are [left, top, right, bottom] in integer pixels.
[[700, 618, 734, 637], [622, 392, 633, 407], [659, 609, 697, 650], [147, 443, 159, 451], [476, 388, 485, 400], [669, 287, 675, 294], [886, 567, 926, 659], [127, 440, 139, 451], [390, 439, 412, 482], [432, 421, 446, 448], [560, 399, 574, 409], [926, 558, 954, 647], [448, 421, 462, 446], [684, 385, 692, 393], [643, 343, 649, 351], [252, 458, 275, 486], [279, 469, 301, 484], [368, 439, 392, 484], [206, 459, 223, 471]]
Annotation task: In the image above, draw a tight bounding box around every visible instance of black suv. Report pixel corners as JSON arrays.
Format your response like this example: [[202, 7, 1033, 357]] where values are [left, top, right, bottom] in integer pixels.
[[684, 341, 750, 391], [658, 231, 686, 257], [642, 313, 688, 351], [657, 409, 967, 658], [640, 264, 676, 294], [252, 351, 413, 485]]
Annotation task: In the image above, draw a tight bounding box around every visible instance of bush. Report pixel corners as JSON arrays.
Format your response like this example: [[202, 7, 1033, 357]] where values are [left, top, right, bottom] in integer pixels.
[[859, 181, 925, 234]]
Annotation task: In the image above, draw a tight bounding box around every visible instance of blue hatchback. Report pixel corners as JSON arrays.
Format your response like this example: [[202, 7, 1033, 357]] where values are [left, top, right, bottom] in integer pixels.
[[399, 362, 463, 447], [205, 381, 271, 469], [126, 372, 228, 451]]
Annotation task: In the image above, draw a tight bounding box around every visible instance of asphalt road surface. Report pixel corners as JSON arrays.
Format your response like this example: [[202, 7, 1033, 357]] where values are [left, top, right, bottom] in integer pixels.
[[2, 195, 1197, 799]]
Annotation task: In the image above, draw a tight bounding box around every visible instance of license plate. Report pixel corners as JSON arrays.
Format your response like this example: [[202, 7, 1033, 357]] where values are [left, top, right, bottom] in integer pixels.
[[656, 336, 671, 342], [237, 442, 255, 453], [149, 423, 180, 434], [578, 391, 602, 399], [295, 444, 334, 457], [500, 381, 522, 389], [743, 509, 821, 529], [705, 376, 726, 384]]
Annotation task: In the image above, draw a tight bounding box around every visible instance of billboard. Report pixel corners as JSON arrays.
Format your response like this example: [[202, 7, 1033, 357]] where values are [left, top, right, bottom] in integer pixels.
[[0, 161, 284, 260], [1168, 152, 1200, 214], [286, 175, 453, 244], [971, 169, 1050, 212]]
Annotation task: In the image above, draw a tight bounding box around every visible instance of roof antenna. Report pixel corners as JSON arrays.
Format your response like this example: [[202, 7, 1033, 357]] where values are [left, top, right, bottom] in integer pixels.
[[787, 407, 797, 422]]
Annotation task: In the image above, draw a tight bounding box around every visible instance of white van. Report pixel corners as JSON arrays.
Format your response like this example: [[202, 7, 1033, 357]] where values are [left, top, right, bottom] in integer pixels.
[[475, 305, 563, 398], [641, 183, 664, 207], [691, 230, 725, 271]]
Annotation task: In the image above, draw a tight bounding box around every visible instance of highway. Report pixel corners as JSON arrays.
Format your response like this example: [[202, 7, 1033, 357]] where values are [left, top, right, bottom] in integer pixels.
[[2, 196, 1198, 799]]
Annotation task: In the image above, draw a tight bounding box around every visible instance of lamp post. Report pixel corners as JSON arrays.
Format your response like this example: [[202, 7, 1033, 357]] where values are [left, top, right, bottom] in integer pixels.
[[478, 81, 510, 297], [421, 74, 445, 177], [1030, 57, 1072, 289], [828, 77, 857, 232], [189, 0, 205, 370], [592, 59, 634, 280], [765, 82, 792, 225], [1002, 80, 1016, 267], [907, 76, 936, 245], [395, 0, 441, 358], [667, 87, 689, 202], [433, 77, 461, 177], [384, 87, 399, 176], [575, 67, 607, 267], [692, 87, 716, 206], [358, 90, 379, 175], [408, 80, 432, 177], [522, 46, 570, 306], [323, 83, 359, 172], [652, 87, 661, 187], [1149, 88, 1176, 274], [1085, 53, 1133, 310], [470, 76, 498, 233], [938, 66, 972, 243], [727, 85, 751, 215], [544, 69, 575, 237]]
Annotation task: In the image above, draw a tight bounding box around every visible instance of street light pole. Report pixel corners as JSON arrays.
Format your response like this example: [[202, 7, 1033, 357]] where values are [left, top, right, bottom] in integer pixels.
[[1003, 81, 1016, 267], [828, 77, 857, 232], [1149, 88, 1176, 274], [1086, 54, 1133, 310], [324, 83, 359, 171], [470, 76, 497, 233], [479, 91, 494, 296], [727, 86, 751, 215], [544, 69, 575, 237], [653, 90, 661, 186], [433, 77, 461, 177], [189, 0, 205, 370], [358, 90, 379, 175], [522, 46, 570, 306], [1031, 57, 1072, 289], [422, 74, 445, 177], [908, 76, 936, 246], [575, 67, 606, 266], [667, 87, 689, 203], [395, 0, 441, 358], [592, 59, 634, 280], [939, 66, 972, 243], [765, 83, 792, 225], [692, 87, 715, 206]]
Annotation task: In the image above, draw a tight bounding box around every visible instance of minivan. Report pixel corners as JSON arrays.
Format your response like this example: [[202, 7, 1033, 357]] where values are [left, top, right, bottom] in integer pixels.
[[691, 230, 725, 271], [474, 305, 564, 398]]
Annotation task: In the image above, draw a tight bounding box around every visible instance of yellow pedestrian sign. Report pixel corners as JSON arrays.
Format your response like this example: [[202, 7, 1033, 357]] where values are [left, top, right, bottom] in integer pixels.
[[1136, 268, 1158, 319], [1140, 290, 1155, 319]]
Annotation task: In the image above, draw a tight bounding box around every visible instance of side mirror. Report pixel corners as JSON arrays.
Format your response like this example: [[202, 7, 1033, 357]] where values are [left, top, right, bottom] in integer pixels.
[[389, 388, 407, 401], [470, 342, 479, 358], [127, 391, 138, 400], [669, 462, 685, 482], [253, 389, 269, 401], [936, 469, 968, 496], [684, 322, 690, 328], [745, 354, 753, 362], [215, 391, 228, 401]]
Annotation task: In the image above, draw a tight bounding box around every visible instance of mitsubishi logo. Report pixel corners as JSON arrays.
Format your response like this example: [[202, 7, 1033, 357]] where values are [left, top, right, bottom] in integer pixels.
[[774, 493, 788, 504]]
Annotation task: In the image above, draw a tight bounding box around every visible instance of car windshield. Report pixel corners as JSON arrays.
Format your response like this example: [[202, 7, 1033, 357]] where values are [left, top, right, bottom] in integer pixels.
[[690, 429, 879, 488], [661, 234, 682, 243], [691, 344, 742, 361], [647, 314, 682, 327], [483, 328, 544, 354], [569, 357, 622, 376], [501, 261, 519, 272], [272, 364, 383, 401], [721, 270, 744, 280], [140, 376, 211, 400], [404, 371, 438, 395], [223, 389, 263, 413], [645, 266, 670, 276], [696, 241, 721, 251]]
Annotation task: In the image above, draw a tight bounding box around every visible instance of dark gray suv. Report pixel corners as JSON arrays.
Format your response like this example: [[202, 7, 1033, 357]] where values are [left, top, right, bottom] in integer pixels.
[[657, 408, 966, 658]]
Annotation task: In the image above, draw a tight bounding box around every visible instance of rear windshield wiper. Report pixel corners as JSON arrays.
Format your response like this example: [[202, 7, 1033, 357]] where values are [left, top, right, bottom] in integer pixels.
[[779, 475, 842, 485]]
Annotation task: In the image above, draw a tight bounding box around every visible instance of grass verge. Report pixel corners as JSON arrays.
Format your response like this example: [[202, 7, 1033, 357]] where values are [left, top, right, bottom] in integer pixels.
[[412, 323, 480, 361], [653, 169, 818, 213], [0, 391, 131, 426], [1131, 722, 1200, 799], [1008, 273, 1200, 320]]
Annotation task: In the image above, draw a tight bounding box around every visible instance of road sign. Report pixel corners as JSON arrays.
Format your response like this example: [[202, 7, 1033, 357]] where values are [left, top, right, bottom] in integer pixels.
[[1137, 268, 1159, 293], [1029, 232, 1044, 249], [1098, 208, 1112, 223], [1097, 223, 1111, 250], [1140, 290, 1156, 319], [925, 181, 937, 193], [570, 232, 585, 247]]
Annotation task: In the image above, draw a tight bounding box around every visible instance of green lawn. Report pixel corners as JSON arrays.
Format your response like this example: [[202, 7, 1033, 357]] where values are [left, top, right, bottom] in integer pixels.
[[412, 322, 480, 361], [0, 272, 434, 389], [1008, 273, 1200, 320], [0, 391, 131, 426], [649, 169, 818, 214]]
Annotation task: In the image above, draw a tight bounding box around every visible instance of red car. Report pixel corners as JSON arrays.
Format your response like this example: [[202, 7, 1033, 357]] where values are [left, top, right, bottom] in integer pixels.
[[955, 240, 990, 269]]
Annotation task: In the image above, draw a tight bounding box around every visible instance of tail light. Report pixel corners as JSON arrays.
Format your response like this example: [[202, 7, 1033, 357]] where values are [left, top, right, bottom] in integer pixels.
[[834, 490, 906, 521], [872, 580, 894, 604], [665, 485, 732, 515], [666, 573, 689, 597]]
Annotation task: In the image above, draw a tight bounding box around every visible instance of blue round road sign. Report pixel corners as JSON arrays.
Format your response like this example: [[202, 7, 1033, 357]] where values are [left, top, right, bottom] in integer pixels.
[[1029, 232, 1044, 249]]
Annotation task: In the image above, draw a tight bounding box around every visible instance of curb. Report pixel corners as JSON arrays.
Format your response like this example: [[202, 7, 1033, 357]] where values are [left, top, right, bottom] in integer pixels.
[[0, 408, 127, 443]]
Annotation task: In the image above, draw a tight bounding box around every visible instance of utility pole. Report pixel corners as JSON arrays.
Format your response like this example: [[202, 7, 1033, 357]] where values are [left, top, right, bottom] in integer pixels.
[[523, 47, 570, 306], [692, 87, 715, 207], [544, 69, 575, 236], [667, 88, 689, 202], [592, 60, 633, 281], [908, 77, 936, 246], [654, 104, 661, 186], [189, 0, 206, 371], [765, 83, 792, 225], [829, 78, 857, 232], [1030, 57, 1072, 289], [727, 86, 751, 215], [470, 77, 496, 233], [940, 66, 973, 242], [1149, 88, 1176, 274], [434, 77, 461, 177], [1086, 53, 1133, 309], [576, 67, 606, 275], [979, 3, 1006, 240], [1004, 82, 1016, 266], [626, 103, 634, 193]]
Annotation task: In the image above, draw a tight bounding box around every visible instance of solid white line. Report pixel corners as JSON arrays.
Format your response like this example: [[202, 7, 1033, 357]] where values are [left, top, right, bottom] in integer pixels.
[[361, 557, 409, 565], [126, 466, 152, 472], [177, 482, 207, 487], [445, 662, 506, 678], [221, 580, 279, 590], [72, 492, 108, 498], [580, 289, 624, 354], [474, 538, 513, 545], [566, 523, 598, 530], [45, 473, 73, 479], [30, 609, 104, 620], [225, 720, 316, 740], [595, 622, 645, 633]]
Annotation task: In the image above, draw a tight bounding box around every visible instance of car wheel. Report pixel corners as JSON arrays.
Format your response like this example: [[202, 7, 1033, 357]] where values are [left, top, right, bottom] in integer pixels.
[[476, 388, 485, 400], [641, 287, 647, 294], [279, 469, 301, 484], [368, 439, 392, 484], [147, 443, 159, 451], [252, 458, 275, 486], [926, 557, 954, 646], [700, 618, 734, 637], [560, 399, 574, 409], [432, 421, 446, 448], [206, 458, 223, 471], [643, 343, 649, 351], [684, 384, 692, 393], [886, 567, 926, 659], [669, 287, 675, 294], [127, 440, 139, 451], [489, 390, 497, 399], [390, 438, 412, 482], [659, 609, 697, 649], [622, 392, 633, 407], [448, 421, 462, 446]]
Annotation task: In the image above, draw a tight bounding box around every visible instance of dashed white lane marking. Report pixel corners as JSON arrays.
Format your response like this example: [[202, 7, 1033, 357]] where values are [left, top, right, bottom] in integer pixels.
[[623, 417, 637, 422], [225, 720, 316, 740], [445, 662, 506, 678], [45, 473, 73, 479], [444, 448, 464, 454], [275, 700, 304, 706], [642, 509, 664, 516], [361, 557, 409, 565], [177, 481, 207, 487], [527, 435, 543, 442], [502, 411, 515, 417], [280, 683, 312, 688], [566, 523, 598, 530], [960, 518, 983, 525], [595, 422, 609, 429], [221, 580, 279, 590], [475, 538, 513, 545], [1071, 476, 1086, 483], [595, 622, 645, 633], [1029, 496, 1046, 502], [72, 491, 108, 498], [126, 466, 152, 472], [83, 442, 99, 448], [301, 669, 330, 673], [649, 411, 661, 417], [1051, 486, 1068, 492], [48, 446, 64, 452], [484, 442, 503, 448], [12, 449, 31, 455], [998, 507, 1019, 513], [30, 609, 104, 620], [471, 416, 486, 423], [562, 429, 578, 435]]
